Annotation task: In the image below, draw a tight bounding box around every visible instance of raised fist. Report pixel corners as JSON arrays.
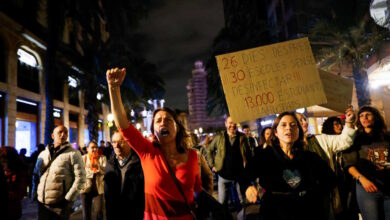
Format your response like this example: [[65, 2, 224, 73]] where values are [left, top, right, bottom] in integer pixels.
[[106, 68, 126, 87], [345, 105, 355, 123]]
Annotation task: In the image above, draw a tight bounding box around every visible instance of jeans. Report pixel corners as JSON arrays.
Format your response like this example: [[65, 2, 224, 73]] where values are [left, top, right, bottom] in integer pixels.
[[38, 202, 72, 220], [356, 182, 390, 220], [218, 175, 244, 209], [81, 189, 104, 220]]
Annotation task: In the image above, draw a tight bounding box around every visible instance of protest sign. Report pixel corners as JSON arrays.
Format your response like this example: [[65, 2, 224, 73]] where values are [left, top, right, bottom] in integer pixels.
[[216, 37, 327, 122], [318, 69, 353, 113]]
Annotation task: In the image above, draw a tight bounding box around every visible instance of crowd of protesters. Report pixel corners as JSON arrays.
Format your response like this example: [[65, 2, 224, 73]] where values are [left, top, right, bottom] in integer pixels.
[[0, 67, 388, 220]]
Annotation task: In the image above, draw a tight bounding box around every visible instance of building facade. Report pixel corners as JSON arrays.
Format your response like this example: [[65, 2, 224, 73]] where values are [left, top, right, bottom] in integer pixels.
[[0, 12, 111, 155]]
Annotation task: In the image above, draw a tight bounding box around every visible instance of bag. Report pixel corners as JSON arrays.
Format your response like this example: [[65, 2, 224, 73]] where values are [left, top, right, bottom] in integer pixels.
[[162, 150, 232, 220], [195, 190, 233, 220], [81, 178, 93, 193]]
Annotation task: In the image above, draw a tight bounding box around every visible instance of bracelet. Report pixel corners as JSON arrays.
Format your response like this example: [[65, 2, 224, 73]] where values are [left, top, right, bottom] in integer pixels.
[[356, 175, 362, 181]]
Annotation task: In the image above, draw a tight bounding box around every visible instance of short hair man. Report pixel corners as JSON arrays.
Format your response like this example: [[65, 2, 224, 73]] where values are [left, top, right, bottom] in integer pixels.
[[32, 125, 86, 220], [104, 131, 144, 220], [208, 117, 251, 211], [242, 124, 258, 158]]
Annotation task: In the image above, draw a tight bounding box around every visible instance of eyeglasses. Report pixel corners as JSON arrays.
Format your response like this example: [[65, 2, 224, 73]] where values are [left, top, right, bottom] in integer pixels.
[[112, 140, 124, 145]]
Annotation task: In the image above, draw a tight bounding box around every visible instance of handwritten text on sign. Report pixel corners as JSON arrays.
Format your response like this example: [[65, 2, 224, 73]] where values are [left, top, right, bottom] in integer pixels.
[[216, 37, 327, 122]]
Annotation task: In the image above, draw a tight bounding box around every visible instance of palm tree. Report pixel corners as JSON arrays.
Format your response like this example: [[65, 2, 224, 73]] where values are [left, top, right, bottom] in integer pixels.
[[308, 0, 389, 107], [73, 0, 164, 141]]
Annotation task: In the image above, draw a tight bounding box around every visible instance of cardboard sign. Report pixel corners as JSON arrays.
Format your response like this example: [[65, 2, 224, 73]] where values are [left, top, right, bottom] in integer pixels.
[[216, 37, 327, 122], [319, 69, 353, 113]]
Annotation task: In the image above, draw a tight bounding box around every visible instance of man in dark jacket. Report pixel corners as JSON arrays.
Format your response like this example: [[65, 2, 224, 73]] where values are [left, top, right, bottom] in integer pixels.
[[208, 117, 251, 210], [104, 131, 144, 220]]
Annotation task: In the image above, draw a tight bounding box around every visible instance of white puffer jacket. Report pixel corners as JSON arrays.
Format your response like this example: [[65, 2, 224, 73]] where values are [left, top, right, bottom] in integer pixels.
[[33, 143, 86, 205]]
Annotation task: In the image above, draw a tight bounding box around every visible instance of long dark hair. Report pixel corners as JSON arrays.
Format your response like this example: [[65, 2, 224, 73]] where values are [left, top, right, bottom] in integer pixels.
[[269, 112, 304, 154], [150, 107, 192, 153], [356, 106, 387, 138], [259, 127, 271, 146], [322, 116, 342, 135]]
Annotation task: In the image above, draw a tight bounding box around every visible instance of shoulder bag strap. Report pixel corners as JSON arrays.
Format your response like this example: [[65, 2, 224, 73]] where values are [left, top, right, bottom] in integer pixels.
[[161, 151, 196, 219], [41, 145, 70, 175]]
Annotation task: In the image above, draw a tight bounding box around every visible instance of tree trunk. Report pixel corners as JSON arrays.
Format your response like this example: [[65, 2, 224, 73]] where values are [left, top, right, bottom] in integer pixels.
[[352, 63, 371, 107]]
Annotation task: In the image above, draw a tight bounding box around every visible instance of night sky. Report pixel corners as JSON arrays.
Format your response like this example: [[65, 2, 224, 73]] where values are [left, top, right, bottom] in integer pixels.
[[135, 0, 224, 110]]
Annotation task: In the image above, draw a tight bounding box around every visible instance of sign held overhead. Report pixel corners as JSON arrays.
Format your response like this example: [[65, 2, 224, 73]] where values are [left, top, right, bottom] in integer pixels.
[[216, 37, 327, 122]]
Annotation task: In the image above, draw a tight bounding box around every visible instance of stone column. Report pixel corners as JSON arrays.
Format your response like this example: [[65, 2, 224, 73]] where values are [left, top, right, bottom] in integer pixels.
[[39, 64, 46, 144], [5, 37, 17, 146], [78, 90, 85, 147], [63, 82, 70, 129]]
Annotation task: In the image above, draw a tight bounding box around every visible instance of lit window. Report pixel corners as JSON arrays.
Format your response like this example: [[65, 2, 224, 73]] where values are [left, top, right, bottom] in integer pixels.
[[97, 92, 103, 100], [16, 98, 37, 106], [17, 49, 37, 67], [53, 108, 61, 118], [68, 76, 78, 88]]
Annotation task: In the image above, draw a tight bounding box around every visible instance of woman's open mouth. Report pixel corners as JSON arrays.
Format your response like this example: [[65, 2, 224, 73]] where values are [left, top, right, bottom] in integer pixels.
[[160, 128, 170, 137]]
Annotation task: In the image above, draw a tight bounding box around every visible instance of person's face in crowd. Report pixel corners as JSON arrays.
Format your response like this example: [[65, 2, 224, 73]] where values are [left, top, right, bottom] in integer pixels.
[[333, 120, 343, 134], [243, 128, 251, 137], [359, 111, 374, 129], [264, 128, 272, 141], [100, 141, 105, 147], [153, 110, 178, 144], [52, 125, 68, 147], [275, 115, 299, 147], [112, 132, 131, 158], [87, 142, 99, 156], [225, 117, 237, 136], [295, 113, 308, 134]]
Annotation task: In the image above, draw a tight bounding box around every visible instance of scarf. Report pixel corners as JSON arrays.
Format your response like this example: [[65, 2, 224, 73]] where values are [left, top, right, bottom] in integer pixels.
[[88, 151, 100, 173]]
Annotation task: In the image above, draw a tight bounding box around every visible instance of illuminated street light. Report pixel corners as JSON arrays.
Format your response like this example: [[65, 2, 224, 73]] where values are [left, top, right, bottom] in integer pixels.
[[107, 113, 114, 127], [136, 123, 141, 130]]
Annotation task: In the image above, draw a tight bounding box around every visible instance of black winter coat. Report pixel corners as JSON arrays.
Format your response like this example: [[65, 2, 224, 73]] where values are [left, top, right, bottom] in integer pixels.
[[104, 153, 144, 220]]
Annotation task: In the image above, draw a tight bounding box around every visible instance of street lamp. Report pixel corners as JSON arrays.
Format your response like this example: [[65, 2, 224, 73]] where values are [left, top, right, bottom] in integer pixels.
[[107, 113, 114, 127]]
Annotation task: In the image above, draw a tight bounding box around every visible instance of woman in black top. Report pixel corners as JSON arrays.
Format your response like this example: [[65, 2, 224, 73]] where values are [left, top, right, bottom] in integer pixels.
[[343, 106, 390, 220], [244, 112, 336, 220]]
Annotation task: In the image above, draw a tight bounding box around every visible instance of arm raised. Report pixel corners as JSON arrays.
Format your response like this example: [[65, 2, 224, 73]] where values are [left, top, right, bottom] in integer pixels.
[[107, 68, 129, 130]]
